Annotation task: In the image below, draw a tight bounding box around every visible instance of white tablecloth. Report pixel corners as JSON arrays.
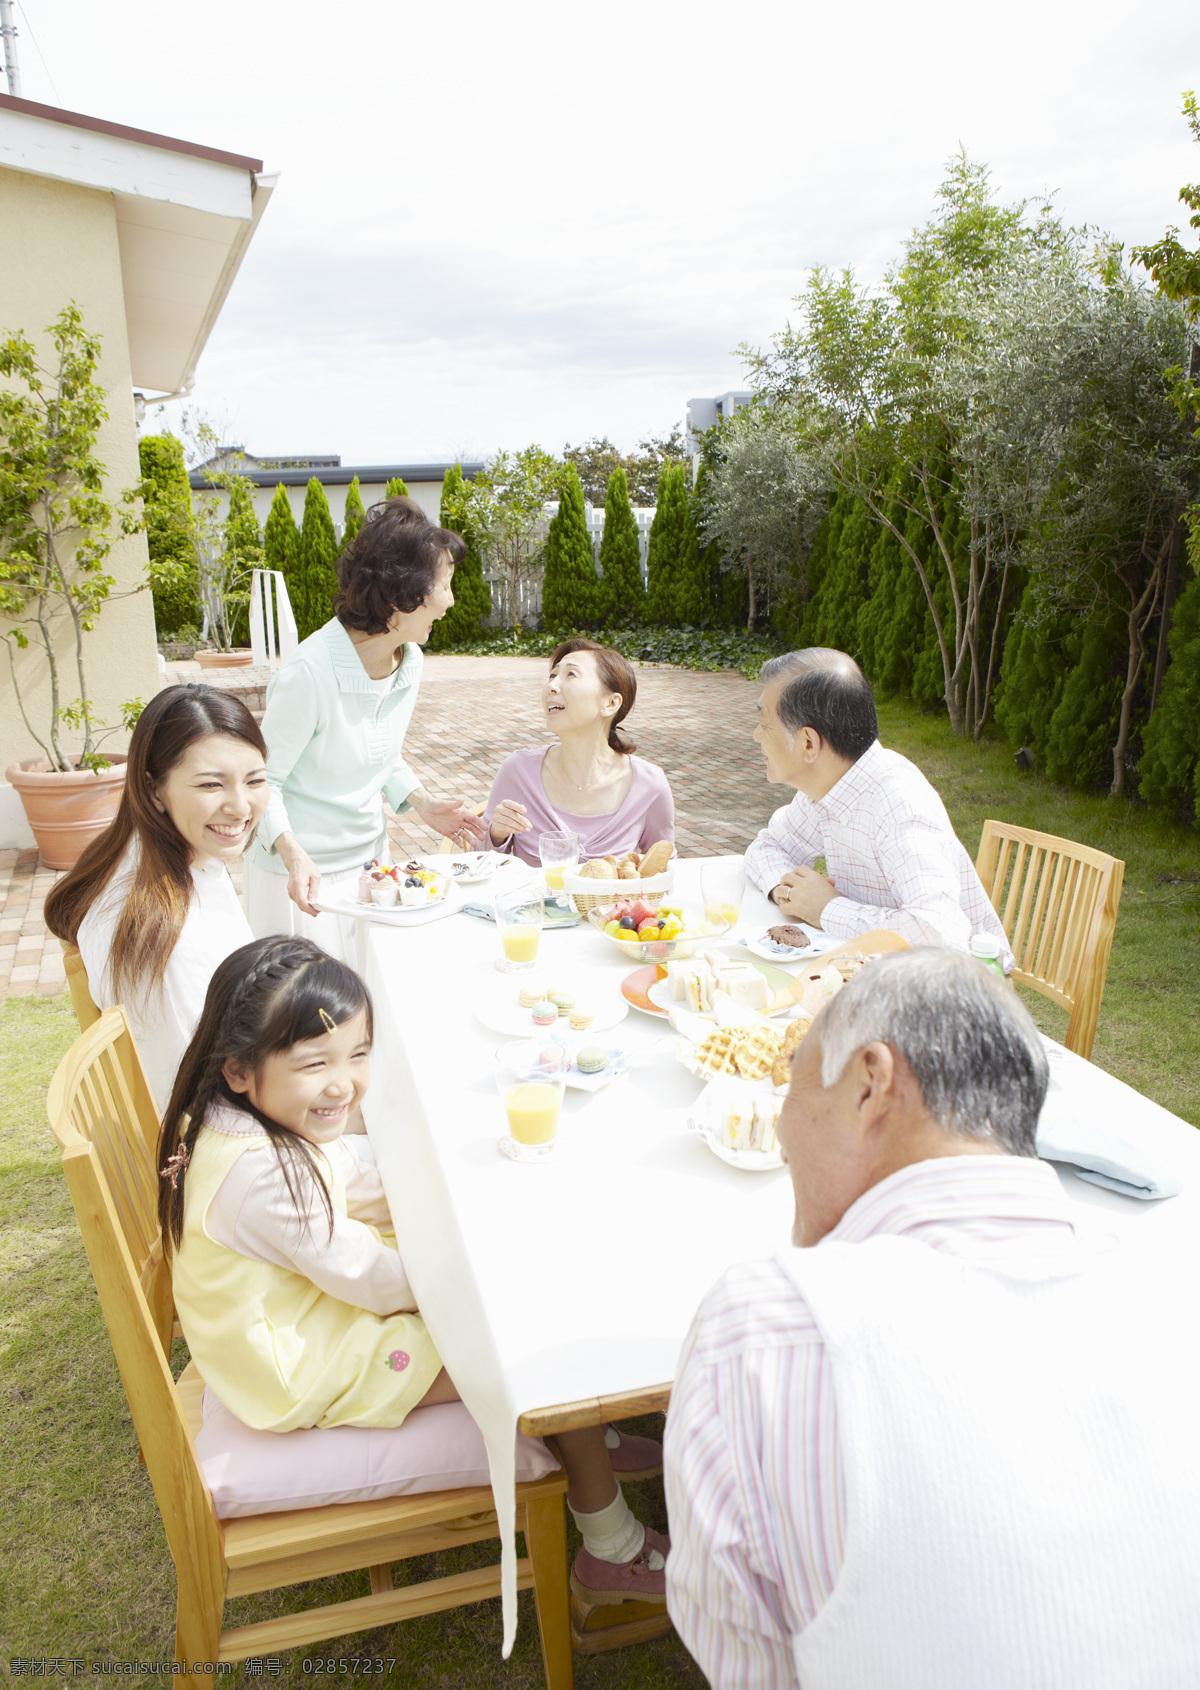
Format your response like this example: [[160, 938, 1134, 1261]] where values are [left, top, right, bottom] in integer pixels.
[[361, 860, 1200, 1653]]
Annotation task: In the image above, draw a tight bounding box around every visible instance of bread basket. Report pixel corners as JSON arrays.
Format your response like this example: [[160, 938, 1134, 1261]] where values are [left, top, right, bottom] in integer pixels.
[[563, 865, 675, 917]]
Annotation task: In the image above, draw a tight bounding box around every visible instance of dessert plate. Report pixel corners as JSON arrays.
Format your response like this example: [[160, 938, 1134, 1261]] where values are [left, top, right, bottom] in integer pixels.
[[621, 964, 669, 1017], [475, 979, 628, 1039], [684, 1083, 785, 1172], [313, 881, 461, 927]]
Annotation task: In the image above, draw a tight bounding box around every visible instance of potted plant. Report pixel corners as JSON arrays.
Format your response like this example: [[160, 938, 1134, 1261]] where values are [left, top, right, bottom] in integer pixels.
[[1, 305, 147, 868]]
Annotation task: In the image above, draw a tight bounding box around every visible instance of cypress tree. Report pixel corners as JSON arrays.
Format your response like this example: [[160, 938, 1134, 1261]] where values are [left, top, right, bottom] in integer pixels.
[[994, 584, 1077, 762], [222, 475, 262, 646], [807, 492, 874, 652], [385, 476, 410, 499], [645, 463, 689, 624], [342, 476, 366, 550], [597, 467, 644, 624], [427, 463, 492, 648], [1043, 612, 1128, 788], [263, 483, 300, 627], [1140, 569, 1200, 824], [139, 433, 199, 636], [541, 464, 600, 632], [296, 478, 340, 640]]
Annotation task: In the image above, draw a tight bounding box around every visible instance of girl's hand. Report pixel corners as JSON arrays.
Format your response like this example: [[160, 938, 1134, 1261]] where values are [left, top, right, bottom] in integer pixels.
[[275, 832, 322, 916], [411, 793, 489, 846], [490, 800, 530, 845]]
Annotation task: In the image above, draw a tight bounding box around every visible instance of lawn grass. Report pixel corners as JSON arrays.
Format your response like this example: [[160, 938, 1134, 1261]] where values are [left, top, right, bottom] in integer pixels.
[[874, 697, 1200, 1126], [3, 684, 1197, 1683]]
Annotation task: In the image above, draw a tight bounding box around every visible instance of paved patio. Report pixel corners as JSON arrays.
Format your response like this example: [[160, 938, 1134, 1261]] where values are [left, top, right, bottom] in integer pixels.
[[0, 655, 781, 1002]]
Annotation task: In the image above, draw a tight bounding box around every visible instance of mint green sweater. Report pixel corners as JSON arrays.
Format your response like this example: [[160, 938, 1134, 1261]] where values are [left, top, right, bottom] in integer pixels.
[[249, 619, 423, 876]]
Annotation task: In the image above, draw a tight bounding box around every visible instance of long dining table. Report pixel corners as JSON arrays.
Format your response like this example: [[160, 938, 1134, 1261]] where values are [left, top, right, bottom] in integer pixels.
[[360, 856, 1200, 1664]]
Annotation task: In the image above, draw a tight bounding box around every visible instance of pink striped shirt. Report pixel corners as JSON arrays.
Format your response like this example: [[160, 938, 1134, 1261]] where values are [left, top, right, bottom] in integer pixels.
[[663, 1155, 1079, 1688]]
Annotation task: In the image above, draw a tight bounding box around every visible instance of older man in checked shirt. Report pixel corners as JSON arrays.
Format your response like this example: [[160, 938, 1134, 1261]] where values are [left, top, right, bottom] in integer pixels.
[[663, 951, 1200, 1690], [743, 648, 1013, 965]]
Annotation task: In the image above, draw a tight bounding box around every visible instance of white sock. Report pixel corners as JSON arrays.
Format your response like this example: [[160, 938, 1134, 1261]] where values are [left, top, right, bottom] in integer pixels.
[[569, 1487, 646, 1565], [604, 1425, 621, 1450]]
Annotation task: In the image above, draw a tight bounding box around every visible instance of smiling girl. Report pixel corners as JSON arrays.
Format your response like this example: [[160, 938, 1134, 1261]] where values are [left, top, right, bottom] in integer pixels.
[[483, 638, 674, 865], [158, 935, 670, 1603], [45, 685, 268, 1109]]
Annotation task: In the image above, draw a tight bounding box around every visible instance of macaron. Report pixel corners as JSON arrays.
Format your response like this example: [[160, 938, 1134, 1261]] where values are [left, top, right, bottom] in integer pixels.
[[577, 1045, 609, 1073], [530, 1001, 558, 1027], [568, 1008, 594, 1031], [548, 989, 575, 1015], [519, 982, 547, 1008]]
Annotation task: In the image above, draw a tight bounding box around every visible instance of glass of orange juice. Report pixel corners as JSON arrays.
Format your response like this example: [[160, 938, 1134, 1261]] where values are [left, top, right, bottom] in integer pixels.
[[539, 829, 580, 906], [494, 883, 544, 973], [701, 855, 746, 931], [496, 1041, 567, 1162]]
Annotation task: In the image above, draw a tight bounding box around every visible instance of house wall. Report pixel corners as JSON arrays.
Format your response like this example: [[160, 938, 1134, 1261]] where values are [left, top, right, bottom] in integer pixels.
[[199, 476, 447, 537], [0, 166, 160, 840]]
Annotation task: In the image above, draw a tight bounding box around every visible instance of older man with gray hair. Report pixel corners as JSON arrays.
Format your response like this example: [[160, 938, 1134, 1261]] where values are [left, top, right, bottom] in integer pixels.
[[744, 647, 1011, 961], [664, 950, 1200, 1689]]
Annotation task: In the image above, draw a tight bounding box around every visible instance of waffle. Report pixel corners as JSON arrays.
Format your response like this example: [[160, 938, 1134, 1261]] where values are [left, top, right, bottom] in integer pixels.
[[782, 1015, 813, 1056], [694, 1027, 743, 1076], [734, 1026, 782, 1081]]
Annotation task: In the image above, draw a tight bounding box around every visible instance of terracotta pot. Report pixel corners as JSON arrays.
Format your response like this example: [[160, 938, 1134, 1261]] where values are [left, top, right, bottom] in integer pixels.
[[194, 648, 254, 670], [5, 754, 128, 870]]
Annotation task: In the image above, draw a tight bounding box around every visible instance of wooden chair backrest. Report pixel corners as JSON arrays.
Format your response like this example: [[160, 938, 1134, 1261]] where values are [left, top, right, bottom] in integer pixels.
[[46, 1008, 173, 1353], [975, 821, 1124, 1059], [61, 941, 102, 1032], [48, 1010, 227, 1612]]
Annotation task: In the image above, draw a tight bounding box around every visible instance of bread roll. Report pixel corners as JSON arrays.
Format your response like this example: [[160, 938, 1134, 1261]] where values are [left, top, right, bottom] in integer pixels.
[[638, 840, 673, 877]]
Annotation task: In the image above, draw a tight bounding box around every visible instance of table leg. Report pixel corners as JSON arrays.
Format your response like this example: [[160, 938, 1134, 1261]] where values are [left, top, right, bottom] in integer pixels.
[[524, 1491, 574, 1690]]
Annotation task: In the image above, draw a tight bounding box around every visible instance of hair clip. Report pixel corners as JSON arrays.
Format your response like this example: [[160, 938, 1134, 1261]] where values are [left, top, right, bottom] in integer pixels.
[[160, 1143, 191, 1190], [318, 1007, 337, 1034]]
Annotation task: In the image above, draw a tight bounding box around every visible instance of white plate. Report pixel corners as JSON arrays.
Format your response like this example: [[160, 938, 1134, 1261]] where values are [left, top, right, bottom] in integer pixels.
[[647, 974, 800, 1020], [685, 1082, 785, 1171], [475, 979, 629, 1039], [741, 926, 841, 962], [315, 878, 460, 926], [444, 851, 510, 885]]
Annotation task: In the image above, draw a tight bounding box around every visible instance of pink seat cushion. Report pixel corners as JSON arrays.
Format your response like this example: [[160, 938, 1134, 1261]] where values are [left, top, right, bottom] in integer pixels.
[[196, 1387, 561, 1519]]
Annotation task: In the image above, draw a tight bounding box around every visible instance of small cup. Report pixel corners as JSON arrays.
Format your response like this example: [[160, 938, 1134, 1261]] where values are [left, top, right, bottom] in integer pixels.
[[495, 883, 544, 973], [370, 881, 399, 908], [539, 830, 580, 896], [496, 1040, 566, 1162]]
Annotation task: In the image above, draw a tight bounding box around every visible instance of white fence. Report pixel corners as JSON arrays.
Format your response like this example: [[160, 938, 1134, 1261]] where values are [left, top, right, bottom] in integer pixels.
[[248, 569, 298, 667]]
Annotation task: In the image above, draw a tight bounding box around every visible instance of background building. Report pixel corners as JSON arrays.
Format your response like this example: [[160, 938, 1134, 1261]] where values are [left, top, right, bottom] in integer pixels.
[[0, 92, 273, 845], [186, 453, 485, 534]]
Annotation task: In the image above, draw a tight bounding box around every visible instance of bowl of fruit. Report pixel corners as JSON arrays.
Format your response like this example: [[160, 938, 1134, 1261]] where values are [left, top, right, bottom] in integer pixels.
[[586, 897, 731, 962]]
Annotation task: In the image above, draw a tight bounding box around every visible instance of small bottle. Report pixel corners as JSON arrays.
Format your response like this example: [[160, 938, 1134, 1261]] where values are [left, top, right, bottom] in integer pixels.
[[969, 933, 1006, 981]]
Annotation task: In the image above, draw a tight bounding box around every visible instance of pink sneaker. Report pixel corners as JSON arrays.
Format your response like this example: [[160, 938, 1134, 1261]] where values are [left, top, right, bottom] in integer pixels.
[[604, 1423, 663, 1480], [570, 1526, 670, 1608]]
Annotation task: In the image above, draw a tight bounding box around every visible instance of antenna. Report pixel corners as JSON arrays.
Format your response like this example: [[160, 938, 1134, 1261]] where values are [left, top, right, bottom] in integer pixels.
[[0, 0, 21, 97]]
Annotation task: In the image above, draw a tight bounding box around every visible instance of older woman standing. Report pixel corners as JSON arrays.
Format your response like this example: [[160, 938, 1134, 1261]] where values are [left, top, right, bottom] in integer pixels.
[[243, 498, 486, 961], [483, 637, 674, 864]]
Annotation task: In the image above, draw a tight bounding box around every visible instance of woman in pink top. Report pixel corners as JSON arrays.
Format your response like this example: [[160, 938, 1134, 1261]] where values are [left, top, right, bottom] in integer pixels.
[[483, 638, 674, 866]]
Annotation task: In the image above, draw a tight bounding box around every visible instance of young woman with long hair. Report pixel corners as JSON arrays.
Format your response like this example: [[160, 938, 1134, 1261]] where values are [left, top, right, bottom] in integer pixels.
[[483, 638, 675, 865], [45, 683, 269, 1108], [158, 935, 669, 1603]]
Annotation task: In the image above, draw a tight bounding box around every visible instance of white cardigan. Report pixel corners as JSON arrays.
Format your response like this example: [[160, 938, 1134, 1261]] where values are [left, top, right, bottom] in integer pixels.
[[77, 838, 253, 1110]]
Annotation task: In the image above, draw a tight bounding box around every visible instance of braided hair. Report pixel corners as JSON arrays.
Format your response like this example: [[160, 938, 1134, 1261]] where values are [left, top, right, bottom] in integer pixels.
[[157, 936, 374, 1252]]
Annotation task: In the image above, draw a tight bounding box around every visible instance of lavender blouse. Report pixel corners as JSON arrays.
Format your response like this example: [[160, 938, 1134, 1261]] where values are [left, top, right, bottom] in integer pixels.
[[483, 746, 675, 867]]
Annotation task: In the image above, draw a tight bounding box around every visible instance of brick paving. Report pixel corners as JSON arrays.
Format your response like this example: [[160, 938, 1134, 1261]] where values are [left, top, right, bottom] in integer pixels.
[[0, 656, 779, 1003]]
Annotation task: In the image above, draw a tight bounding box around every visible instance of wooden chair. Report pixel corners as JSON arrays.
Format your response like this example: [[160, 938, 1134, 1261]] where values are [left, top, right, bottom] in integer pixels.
[[975, 821, 1124, 1060], [47, 1008, 573, 1680], [61, 940, 102, 1032]]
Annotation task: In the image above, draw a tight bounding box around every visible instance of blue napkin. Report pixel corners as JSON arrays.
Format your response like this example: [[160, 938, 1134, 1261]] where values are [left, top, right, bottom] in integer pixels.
[[460, 902, 496, 922], [1036, 1058, 1183, 1201]]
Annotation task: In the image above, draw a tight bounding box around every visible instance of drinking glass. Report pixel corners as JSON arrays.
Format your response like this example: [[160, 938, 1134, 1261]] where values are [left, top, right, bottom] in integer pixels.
[[539, 829, 580, 894], [701, 855, 746, 930], [494, 882, 544, 972], [496, 1040, 567, 1163]]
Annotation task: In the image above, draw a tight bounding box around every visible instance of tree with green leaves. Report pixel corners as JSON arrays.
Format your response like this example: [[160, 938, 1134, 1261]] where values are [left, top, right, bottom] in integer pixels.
[[1133, 91, 1200, 309], [263, 484, 300, 637], [221, 475, 262, 646], [1140, 520, 1200, 823], [563, 426, 689, 508], [342, 477, 366, 551], [293, 478, 340, 639], [542, 464, 601, 632], [0, 304, 146, 768], [139, 433, 199, 636], [645, 464, 692, 624], [385, 475, 410, 499], [427, 463, 492, 648], [597, 467, 644, 624], [459, 446, 559, 630]]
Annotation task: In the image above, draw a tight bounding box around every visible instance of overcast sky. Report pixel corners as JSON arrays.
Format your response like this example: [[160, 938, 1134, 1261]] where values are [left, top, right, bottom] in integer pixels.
[[11, 0, 1200, 463]]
